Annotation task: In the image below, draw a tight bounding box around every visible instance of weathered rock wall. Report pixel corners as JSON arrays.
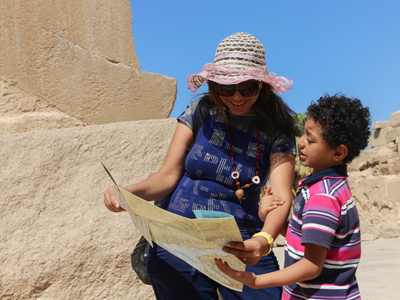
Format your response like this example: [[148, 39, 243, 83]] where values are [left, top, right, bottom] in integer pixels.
[[0, 119, 179, 300], [348, 110, 400, 240], [0, 1, 178, 298], [0, 78, 86, 134], [0, 0, 176, 133]]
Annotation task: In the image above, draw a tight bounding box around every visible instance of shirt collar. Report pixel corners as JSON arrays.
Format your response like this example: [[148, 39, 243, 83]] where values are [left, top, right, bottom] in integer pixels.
[[299, 165, 348, 187]]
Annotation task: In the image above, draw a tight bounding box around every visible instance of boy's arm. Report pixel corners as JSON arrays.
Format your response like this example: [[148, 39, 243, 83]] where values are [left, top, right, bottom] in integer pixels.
[[216, 243, 327, 289]]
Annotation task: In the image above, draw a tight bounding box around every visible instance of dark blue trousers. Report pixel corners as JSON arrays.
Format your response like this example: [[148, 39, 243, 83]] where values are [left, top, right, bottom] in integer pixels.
[[147, 243, 282, 300]]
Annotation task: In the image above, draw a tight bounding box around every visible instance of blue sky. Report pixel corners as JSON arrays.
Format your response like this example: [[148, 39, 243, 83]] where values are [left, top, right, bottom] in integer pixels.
[[130, 0, 399, 126]]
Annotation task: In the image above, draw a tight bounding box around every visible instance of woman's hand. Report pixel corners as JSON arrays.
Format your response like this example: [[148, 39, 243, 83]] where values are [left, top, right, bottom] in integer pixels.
[[215, 258, 259, 288], [104, 185, 126, 213], [258, 186, 286, 222], [102, 122, 193, 214], [222, 236, 269, 265]]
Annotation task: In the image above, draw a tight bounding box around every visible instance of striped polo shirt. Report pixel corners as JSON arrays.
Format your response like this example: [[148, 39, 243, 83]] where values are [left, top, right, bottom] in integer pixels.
[[283, 165, 361, 300]]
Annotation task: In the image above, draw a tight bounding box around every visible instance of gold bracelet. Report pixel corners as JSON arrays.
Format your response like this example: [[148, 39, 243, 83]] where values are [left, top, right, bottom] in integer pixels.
[[252, 232, 274, 256]]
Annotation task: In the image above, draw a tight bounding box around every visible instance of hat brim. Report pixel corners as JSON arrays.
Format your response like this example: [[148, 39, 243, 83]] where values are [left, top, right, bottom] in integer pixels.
[[187, 64, 293, 94]]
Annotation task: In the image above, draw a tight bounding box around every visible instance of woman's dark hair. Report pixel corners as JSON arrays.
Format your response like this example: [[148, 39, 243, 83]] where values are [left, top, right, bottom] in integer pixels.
[[307, 93, 371, 164], [206, 81, 301, 142]]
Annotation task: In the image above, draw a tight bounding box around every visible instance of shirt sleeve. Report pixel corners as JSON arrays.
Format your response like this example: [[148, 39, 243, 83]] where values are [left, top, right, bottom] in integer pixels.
[[301, 194, 341, 250], [176, 98, 201, 131], [271, 130, 297, 155]]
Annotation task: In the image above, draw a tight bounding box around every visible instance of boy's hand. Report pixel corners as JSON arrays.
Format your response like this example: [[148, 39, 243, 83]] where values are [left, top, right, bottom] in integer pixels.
[[214, 258, 259, 289], [258, 186, 286, 221]]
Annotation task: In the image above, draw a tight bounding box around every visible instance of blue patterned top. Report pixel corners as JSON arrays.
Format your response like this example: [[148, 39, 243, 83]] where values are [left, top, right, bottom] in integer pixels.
[[165, 98, 296, 239]]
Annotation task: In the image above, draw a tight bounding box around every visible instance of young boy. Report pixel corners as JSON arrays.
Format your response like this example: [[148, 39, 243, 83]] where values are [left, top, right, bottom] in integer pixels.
[[215, 94, 371, 300]]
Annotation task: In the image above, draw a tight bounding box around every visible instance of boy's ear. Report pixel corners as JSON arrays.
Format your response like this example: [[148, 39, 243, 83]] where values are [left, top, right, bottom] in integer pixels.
[[333, 144, 348, 162]]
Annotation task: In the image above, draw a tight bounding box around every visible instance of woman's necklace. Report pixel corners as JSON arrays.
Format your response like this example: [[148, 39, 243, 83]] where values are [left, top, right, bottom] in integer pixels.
[[226, 111, 261, 200]]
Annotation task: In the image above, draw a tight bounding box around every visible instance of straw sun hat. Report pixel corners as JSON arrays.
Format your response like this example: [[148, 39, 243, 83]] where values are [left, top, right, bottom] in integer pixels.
[[187, 32, 293, 94]]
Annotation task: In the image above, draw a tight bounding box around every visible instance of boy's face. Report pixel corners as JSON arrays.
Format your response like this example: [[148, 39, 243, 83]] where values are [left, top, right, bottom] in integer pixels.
[[298, 117, 339, 175]]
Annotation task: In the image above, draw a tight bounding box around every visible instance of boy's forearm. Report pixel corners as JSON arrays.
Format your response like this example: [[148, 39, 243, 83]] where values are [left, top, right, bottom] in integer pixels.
[[215, 244, 326, 290], [254, 243, 327, 288], [254, 255, 323, 288]]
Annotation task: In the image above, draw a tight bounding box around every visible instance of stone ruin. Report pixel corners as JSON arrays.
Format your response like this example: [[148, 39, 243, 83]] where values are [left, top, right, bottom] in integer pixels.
[[348, 111, 400, 240], [0, 1, 399, 299], [1, 0, 172, 299], [0, 0, 176, 134]]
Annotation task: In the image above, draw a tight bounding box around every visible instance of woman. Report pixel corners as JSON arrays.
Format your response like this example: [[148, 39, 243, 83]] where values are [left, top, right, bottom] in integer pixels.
[[104, 32, 299, 300]]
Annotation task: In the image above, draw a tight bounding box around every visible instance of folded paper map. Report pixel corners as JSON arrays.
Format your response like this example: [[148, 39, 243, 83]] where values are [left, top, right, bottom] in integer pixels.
[[101, 162, 245, 291]]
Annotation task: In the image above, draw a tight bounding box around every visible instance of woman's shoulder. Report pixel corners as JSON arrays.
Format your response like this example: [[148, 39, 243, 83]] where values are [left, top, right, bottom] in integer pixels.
[[177, 96, 215, 130], [182, 96, 213, 114]]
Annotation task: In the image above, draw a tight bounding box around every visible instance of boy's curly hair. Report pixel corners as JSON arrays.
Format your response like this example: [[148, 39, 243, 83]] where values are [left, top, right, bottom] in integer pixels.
[[307, 93, 371, 164]]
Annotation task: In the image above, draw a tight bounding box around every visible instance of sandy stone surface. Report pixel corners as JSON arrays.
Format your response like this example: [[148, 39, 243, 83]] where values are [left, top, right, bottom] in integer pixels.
[[0, 119, 177, 299], [0, 0, 176, 129], [347, 110, 400, 241]]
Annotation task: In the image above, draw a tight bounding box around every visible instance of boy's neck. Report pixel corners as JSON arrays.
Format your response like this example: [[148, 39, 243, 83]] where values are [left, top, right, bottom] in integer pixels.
[[311, 161, 344, 175], [303, 165, 348, 186]]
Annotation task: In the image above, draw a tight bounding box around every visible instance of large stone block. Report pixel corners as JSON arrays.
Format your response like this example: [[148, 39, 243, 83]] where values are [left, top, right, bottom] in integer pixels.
[[360, 222, 380, 241], [384, 127, 399, 143], [397, 137, 400, 154], [386, 177, 400, 205], [347, 149, 377, 171], [371, 146, 398, 165], [369, 129, 386, 148], [0, 78, 86, 134], [0, 0, 176, 130], [390, 110, 400, 128], [373, 121, 390, 130], [380, 223, 400, 239], [386, 141, 397, 152], [348, 175, 399, 226], [0, 119, 178, 299], [369, 127, 399, 148]]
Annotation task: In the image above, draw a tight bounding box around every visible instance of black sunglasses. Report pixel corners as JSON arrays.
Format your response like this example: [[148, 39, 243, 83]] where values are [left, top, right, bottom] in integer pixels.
[[215, 81, 261, 97]]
